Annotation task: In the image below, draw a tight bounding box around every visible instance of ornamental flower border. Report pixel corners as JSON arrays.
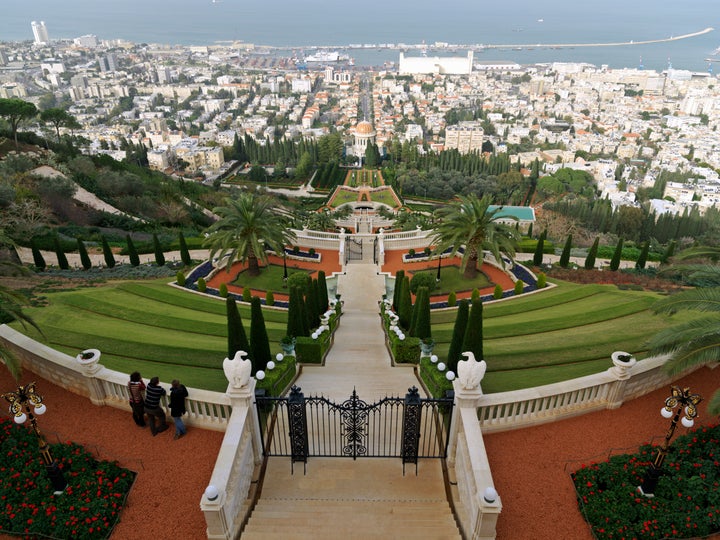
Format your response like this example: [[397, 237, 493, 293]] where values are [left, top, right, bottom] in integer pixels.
[[571, 423, 720, 539], [0, 417, 136, 539]]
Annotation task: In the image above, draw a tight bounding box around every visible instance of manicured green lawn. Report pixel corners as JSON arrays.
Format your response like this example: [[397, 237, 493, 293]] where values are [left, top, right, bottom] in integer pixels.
[[410, 266, 491, 295], [329, 189, 358, 207], [369, 189, 399, 207], [231, 264, 314, 292]]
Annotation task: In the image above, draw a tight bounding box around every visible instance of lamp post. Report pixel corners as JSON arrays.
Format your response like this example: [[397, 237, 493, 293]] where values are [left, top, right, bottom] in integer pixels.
[[436, 253, 442, 283], [282, 251, 288, 287], [638, 385, 702, 498], [1, 382, 67, 494]]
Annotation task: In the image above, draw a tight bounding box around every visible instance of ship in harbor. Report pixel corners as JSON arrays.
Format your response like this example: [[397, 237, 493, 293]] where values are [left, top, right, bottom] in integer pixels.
[[304, 50, 350, 63]]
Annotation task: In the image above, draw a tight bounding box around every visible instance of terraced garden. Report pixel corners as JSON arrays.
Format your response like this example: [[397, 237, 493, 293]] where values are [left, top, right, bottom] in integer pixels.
[[429, 282, 689, 393], [11, 277, 687, 395]]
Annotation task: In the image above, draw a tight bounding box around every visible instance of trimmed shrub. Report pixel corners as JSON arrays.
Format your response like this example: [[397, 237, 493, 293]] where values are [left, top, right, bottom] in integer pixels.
[[408, 248, 415, 256], [409, 271, 437, 294], [471, 288, 480, 301], [287, 271, 309, 291], [447, 299, 469, 373], [392, 336, 421, 364], [317, 270, 329, 312], [295, 335, 325, 364], [54, 236, 69, 270], [31, 240, 46, 271], [197, 277, 207, 292], [250, 296, 271, 373], [411, 287, 431, 340], [559, 234, 572, 268], [398, 276, 412, 330], [537, 272, 547, 288], [447, 291, 457, 307], [152, 233, 165, 267], [77, 238, 92, 270], [533, 232, 545, 266], [242, 286, 252, 302], [265, 290, 275, 306], [286, 287, 305, 338], [178, 231, 192, 266], [126, 235, 140, 267], [493, 283, 503, 300], [514, 280, 524, 295], [101, 236, 116, 268], [636, 240, 650, 270], [662, 240, 675, 264], [305, 279, 320, 331], [219, 282, 228, 298], [226, 296, 250, 359], [424, 247, 431, 256], [176, 271, 186, 286], [584, 237, 599, 270], [308, 247, 315, 257], [609, 238, 623, 271], [392, 270, 405, 311], [462, 299, 483, 361]]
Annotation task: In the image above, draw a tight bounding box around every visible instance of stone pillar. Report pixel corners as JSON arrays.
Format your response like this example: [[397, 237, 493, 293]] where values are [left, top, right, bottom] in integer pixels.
[[201, 490, 230, 540], [606, 351, 637, 409], [447, 381, 483, 466], [226, 378, 262, 464], [75, 349, 106, 406]]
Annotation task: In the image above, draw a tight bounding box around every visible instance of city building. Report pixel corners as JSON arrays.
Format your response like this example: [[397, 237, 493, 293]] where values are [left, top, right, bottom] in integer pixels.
[[31, 21, 50, 45], [445, 122, 484, 154], [398, 51, 473, 75]]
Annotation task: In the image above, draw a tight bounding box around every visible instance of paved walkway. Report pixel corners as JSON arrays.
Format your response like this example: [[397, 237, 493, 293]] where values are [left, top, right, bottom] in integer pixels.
[[294, 262, 424, 401]]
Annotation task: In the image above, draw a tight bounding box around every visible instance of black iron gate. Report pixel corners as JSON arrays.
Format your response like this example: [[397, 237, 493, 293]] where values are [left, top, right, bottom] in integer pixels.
[[345, 238, 363, 263], [256, 386, 454, 474]]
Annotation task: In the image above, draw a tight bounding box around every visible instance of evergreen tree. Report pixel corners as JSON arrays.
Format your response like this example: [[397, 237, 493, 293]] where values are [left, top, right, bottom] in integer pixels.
[[286, 287, 305, 338], [461, 299, 484, 362], [447, 300, 469, 372], [392, 270, 405, 311], [533, 230, 545, 266], [559, 234, 572, 268], [77, 238, 92, 270], [610, 238, 624, 271], [126, 235, 140, 266], [54, 236, 69, 270], [178, 231, 192, 266], [305, 279, 319, 331], [662, 240, 676, 264], [31, 240, 46, 271], [636, 240, 650, 270], [398, 276, 412, 330], [317, 270, 329, 313], [101, 236, 116, 268], [584, 237, 599, 270], [413, 287, 432, 341], [249, 296, 271, 374], [226, 297, 250, 359], [152, 233, 165, 266]]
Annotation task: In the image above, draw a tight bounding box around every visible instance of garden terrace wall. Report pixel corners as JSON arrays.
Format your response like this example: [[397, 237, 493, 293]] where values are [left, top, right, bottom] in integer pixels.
[[0, 325, 231, 432], [475, 355, 700, 433]]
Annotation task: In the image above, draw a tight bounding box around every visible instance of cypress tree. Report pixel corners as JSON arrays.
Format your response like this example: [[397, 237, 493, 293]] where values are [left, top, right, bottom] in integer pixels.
[[662, 240, 676, 264], [298, 288, 310, 337], [447, 300, 469, 373], [152, 233, 165, 266], [398, 276, 412, 331], [304, 280, 319, 331], [609, 238, 624, 271], [286, 287, 305, 338], [54, 236, 69, 270], [249, 296, 271, 374], [533, 230, 545, 266], [31, 240, 46, 271], [462, 299, 484, 362], [584, 237, 599, 270], [559, 234, 572, 268], [317, 270, 329, 313], [101, 236, 116, 268], [527, 223, 533, 238], [636, 240, 650, 270], [409, 287, 420, 336], [178, 231, 192, 266], [226, 297, 250, 359], [126, 235, 140, 266], [392, 270, 405, 311], [77, 238, 92, 270], [413, 287, 432, 341]]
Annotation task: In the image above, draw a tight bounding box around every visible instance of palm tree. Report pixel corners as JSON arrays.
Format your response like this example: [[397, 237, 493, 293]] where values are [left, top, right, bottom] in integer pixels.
[[203, 193, 296, 276], [432, 194, 520, 279], [648, 246, 720, 414], [0, 230, 39, 379]]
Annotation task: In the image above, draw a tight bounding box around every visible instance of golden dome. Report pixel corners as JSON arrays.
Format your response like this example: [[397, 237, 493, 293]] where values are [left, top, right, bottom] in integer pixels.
[[355, 121, 375, 135]]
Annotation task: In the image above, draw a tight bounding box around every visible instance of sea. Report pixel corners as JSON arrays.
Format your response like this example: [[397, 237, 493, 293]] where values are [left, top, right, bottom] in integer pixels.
[[1, 0, 719, 72]]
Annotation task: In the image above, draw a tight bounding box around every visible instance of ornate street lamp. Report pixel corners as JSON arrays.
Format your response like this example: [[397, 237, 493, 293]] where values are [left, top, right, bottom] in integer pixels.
[[2, 382, 67, 494], [638, 385, 702, 498]]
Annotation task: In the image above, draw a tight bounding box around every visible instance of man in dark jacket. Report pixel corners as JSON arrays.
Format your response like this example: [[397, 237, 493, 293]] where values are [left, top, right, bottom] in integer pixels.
[[169, 379, 189, 440], [144, 376, 168, 436]]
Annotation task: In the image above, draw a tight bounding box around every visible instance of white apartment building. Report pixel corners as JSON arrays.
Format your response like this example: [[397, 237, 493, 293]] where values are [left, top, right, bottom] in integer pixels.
[[31, 21, 50, 45], [445, 122, 484, 154]]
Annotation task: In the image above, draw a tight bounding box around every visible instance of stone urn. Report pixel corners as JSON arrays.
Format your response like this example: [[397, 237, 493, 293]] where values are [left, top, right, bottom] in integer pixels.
[[610, 351, 636, 380], [280, 336, 296, 356], [420, 339, 435, 356]]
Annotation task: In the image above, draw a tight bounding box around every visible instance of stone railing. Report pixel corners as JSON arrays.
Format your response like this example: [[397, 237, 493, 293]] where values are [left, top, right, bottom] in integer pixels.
[[0, 325, 231, 432], [290, 228, 342, 251], [475, 354, 689, 434], [200, 379, 262, 540]]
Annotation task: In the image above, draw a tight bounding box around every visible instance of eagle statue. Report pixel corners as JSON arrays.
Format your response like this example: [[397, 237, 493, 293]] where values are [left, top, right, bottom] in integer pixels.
[[456, 351, 487, 391], [223, 350, 252, 389]]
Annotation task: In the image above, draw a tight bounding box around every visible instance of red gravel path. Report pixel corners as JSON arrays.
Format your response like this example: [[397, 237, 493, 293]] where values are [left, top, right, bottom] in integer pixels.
[[0, 368, 223, 540], [484, 366, 720, 540]]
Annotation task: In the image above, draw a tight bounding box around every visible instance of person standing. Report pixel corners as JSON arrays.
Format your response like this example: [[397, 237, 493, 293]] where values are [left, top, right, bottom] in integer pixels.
[[128, 371, 146, 427], [144, 376, 168, 436], [169, 379, 189, 440]]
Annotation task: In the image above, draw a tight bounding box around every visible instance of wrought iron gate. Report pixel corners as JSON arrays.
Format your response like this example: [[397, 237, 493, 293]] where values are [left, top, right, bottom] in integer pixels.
[[256, 386, 454, 474], [345, 238, 363, 263]]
